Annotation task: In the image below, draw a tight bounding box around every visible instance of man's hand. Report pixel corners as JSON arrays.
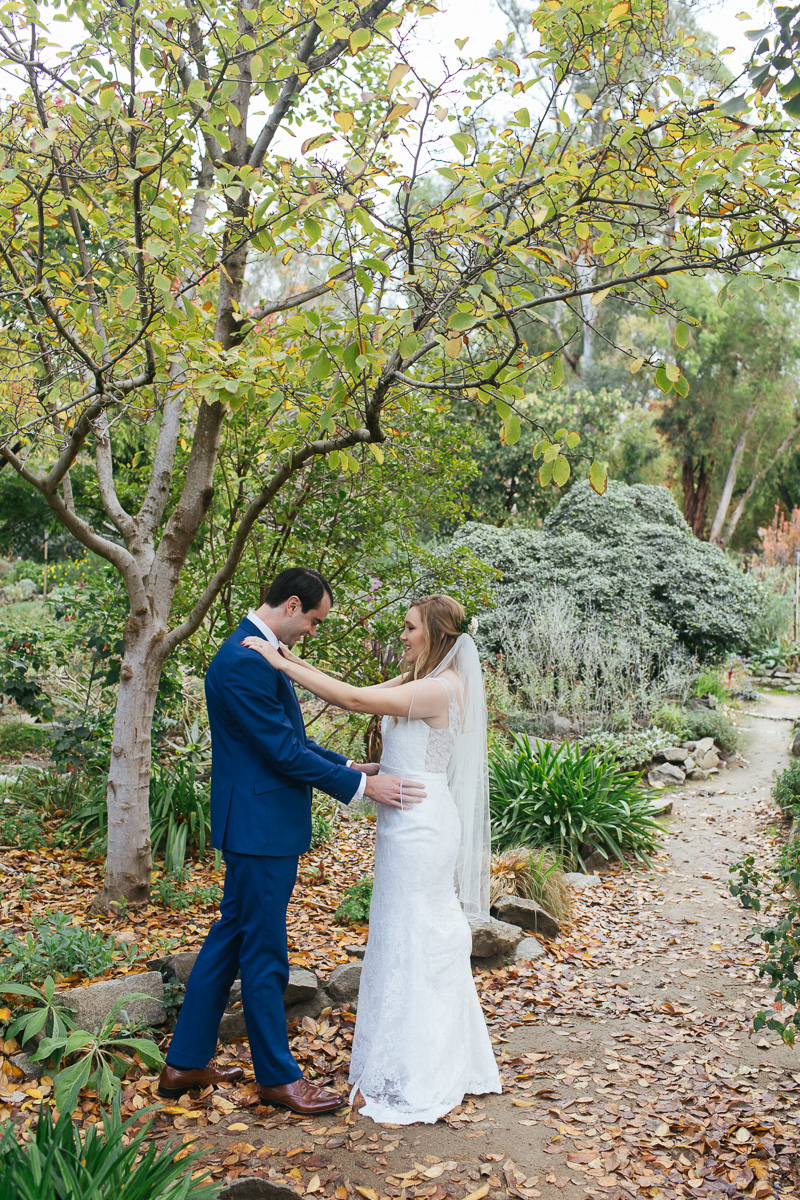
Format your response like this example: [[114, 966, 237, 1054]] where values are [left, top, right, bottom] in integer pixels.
[[351, 762, 380, 776], [364, 773, 426, 808]]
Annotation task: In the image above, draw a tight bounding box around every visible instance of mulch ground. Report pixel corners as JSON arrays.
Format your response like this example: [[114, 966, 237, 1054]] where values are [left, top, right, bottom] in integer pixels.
[[1, 705, 800, 1200]]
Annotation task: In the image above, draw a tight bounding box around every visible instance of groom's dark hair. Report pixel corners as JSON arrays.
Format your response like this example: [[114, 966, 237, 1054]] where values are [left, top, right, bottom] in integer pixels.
[[262, 567, 333, 612]]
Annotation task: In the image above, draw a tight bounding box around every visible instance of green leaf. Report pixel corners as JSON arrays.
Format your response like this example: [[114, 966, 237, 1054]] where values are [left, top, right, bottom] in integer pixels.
[[552, 454, 570, 487], [566, 431, 580, 449], [538, 459, 553, 487], [550, 356, 564, 389], [655, 365, 671, 393], [505, 414, 521, 445], [448, 311, 476, 331], [495, 398, 511, 419], [589, 459, 608, 495], [118, 285, 137, 310], [674, 321, 689, 349]]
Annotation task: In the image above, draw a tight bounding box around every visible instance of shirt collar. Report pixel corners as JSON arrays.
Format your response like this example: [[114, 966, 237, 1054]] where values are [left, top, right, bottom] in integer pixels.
[[246, 611, 280, 648]]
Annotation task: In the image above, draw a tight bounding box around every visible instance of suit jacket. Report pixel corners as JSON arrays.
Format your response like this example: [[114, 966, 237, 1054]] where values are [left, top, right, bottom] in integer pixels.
[[206, 617, 360, 856]]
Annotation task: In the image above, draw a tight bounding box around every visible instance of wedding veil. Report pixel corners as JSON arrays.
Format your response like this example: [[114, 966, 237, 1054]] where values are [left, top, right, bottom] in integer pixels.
[[413, 634, 491, 917]]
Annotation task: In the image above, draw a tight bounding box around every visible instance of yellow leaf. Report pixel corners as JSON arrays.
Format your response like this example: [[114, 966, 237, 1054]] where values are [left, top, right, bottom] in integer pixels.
[[608, 0, 631, 26], [575, 221, 591, 241], [349, 28, 371, 54], [227, 1123, 248, 1131], [180, 437, 187, 450], [445, 335, 463, 359], [512, 1099, 536, 1107], [355, 1189, 379, 1200], [434, 105, 448, 121], [306, 1175, 322, 1193], [590, 288, 611, 307], [574, 92, 593, 110], [653, 275, 669, 289], [629, 356, 645, 373], [367, 442, 385, 464], [464, 1185, 490, 1200], [665, 362, 680, 382], [638, 106, 655, 126], [334, 111, 354, 133], [387, 62, 411, 91], [389, 103, 415, 120], [282, 249, 294, 265]]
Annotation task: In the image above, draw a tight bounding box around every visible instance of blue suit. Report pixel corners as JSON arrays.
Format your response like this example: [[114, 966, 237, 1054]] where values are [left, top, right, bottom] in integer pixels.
[[167, 617, 361, 1085]]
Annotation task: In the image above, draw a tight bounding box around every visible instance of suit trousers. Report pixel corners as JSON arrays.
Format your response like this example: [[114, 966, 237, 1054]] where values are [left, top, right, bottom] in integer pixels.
[[166, 850, 302, 1087]]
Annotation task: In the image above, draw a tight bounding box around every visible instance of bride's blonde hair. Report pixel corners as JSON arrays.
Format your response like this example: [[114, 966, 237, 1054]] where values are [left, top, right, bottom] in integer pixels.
[[403, 594, 465, 681]]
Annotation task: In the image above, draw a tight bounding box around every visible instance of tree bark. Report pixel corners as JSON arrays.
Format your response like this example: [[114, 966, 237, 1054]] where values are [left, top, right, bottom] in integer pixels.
[[95, 619, 166, 909], [722, 427, 800, 545], [709, 403, 757, 544], [682, 456, 711, 537]]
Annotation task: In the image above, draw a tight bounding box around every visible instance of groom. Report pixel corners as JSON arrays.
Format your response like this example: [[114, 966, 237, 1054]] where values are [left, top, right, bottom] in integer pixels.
[[158, 567, 424, 1114]]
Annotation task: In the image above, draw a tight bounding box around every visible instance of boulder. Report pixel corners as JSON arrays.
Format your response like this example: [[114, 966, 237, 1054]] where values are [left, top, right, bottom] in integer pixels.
[[515, 936, 547, 962], [343, 944, 366, 960], [220, 1181, 303, 1200], [284, 967, 320, 1006], [469, 915, 524, 958], [682, 741, 697, 753], [10, 1052, 42, 1080], [682, 757, 696, 772], [651, 799, 673, 817], [647, 763, 685, 787], [563, 872, 602, 890], [583, 848, 609, 872], [326, 962, 362, 1003], [491, 894, 561, 939], [792, 730, 800, 758], [694, 737, 715, 756], [700, 749, 721, 771], [219, 1010, 248, 1041], [58, 971, 166, 1031], [150, 949, 200, 984], [542, 711, 576, 738], [686, 768, 709, 781], [655, 746, 689, 764]]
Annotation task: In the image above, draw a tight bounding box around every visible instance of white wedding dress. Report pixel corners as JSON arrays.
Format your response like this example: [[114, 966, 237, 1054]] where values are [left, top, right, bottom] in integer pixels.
[[348, 673, 501, 1124]]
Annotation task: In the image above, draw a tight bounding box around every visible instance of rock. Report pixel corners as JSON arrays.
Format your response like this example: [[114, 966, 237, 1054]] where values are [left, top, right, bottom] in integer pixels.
[[284, 967, 320, 1005], [647, 763, 685, 787], [651, 799, 673, 817], [655, 746, 689, 764], [151, 949, 200, 984], [468, 915, 524, 958], [219, 1010, 248, 1041], [344, 944, 366, 959], [563, 872, 602, 890], [792, 731, 800, 757], [583, 848, 609, 872], [687, 768, 709, 781], [694, 737, 715, 756], [326, 962, 362, 1003], [700, 750, 721, 771], [10, 1052, 42, 1080], [682, 741, 697, 753], [514, 936, 547, 961], [682, 757, 696, 772], [542, 711, 576, 738], [58, 971, 166, 1031], [220, 1181, 303, 1200], [491, 894, 561, 939]]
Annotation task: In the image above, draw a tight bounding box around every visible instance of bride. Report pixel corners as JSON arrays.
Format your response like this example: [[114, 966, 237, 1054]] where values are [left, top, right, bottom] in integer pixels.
[[243, 593, 501, 1124]]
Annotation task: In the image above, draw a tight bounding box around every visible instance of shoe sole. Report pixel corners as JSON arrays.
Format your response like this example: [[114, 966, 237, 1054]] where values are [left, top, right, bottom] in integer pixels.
[[157, 1079, 244, 1100], [260, 1096, 345, 1115]]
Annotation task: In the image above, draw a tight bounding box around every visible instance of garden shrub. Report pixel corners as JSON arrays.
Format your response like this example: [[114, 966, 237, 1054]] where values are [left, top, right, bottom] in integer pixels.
[[454, 480, 762, 659], [335, 877, 373, 924], [0, 1100, 219, 1199], [581, 726, 675, 771], [683, 708, 739, 754], [772, 759, 800, 813], [489, 735, 664, 869], [0, 722, 50, 756], [650, 703, 690, 740], [0, 801, 44, 850], [0, 911, 118, 984]]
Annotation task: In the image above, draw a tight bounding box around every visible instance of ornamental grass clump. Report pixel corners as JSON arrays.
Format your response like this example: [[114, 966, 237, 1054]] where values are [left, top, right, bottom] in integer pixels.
[[489, 846, 571, 924], [489, 734, 664, 870]]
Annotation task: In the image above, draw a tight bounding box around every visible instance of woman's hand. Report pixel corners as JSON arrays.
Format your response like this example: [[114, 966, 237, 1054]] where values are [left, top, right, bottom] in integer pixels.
[[241, 636, 286, 669]]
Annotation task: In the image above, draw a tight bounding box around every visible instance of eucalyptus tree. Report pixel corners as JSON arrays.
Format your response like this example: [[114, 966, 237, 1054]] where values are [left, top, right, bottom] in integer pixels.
[[1, 0, 800, 904]]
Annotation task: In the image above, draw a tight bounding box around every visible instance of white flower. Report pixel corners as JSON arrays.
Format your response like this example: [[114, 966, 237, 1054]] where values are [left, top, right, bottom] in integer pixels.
[[468, 616, 479, 636]]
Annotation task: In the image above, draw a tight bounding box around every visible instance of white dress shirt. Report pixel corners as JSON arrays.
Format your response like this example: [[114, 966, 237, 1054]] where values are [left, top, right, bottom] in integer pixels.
[[246, 612, 367, 802]]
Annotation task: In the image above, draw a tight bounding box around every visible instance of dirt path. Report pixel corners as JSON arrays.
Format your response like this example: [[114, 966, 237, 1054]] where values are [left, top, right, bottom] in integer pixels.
[[164, 700, 800, 1199]]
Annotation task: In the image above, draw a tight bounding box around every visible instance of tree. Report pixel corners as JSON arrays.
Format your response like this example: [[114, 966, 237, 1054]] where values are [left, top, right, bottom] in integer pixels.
[[1, 0, 800, 904]]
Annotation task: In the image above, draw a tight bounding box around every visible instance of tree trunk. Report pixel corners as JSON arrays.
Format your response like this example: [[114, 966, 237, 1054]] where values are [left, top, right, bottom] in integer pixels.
[[682, 455, 711, 537], [722, 427, 800, 545], [94, 618, 166, 908], [709, 403, 757, 544]]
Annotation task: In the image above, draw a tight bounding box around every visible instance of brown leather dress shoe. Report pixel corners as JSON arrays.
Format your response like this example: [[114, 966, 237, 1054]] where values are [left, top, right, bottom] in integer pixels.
[[258, 1077, 345, 1114], [158, 1062, 244, 1098]]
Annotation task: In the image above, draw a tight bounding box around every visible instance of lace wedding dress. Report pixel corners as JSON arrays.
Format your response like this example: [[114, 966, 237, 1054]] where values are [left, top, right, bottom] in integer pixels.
[[348, 672, 501, 1124]]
